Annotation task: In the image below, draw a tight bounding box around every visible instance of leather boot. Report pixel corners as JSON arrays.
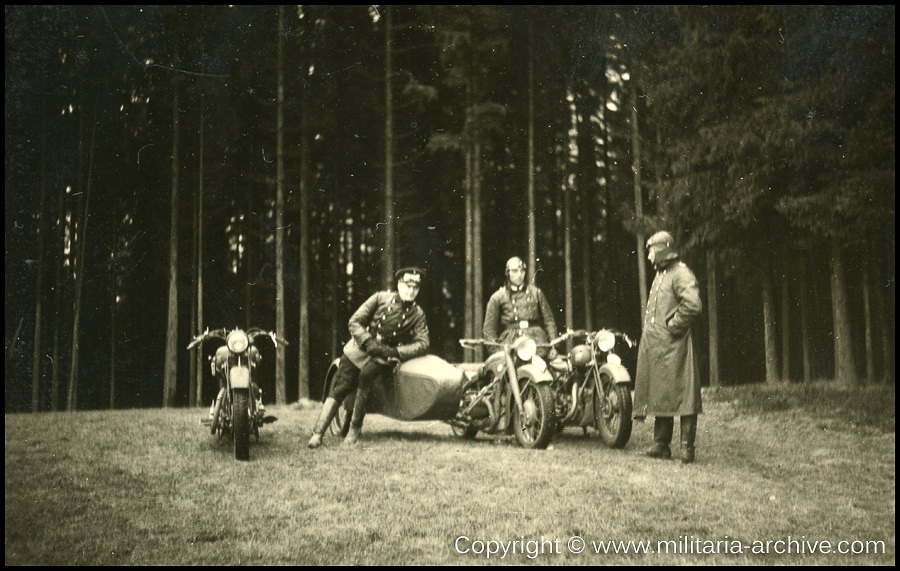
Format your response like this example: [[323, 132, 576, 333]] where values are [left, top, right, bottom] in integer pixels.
[[307, 398, 340, 449], [646, 416, 674, 459], [680, 415, 697, 464], [343, 386, 370, 446]]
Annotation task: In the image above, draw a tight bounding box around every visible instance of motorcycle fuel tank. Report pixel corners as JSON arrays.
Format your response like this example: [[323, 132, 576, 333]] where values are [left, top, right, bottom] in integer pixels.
[[391, 355, 466, 421]]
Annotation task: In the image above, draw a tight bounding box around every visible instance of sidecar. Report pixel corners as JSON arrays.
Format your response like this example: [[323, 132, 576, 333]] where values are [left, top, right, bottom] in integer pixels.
[[322, 355, 466, 435]]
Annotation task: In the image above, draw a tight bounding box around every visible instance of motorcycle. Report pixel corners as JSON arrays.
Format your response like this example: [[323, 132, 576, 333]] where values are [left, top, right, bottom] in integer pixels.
[[319, 335, 558, 449], [187, 327, 286, 461], [545, 329, 635, 448]]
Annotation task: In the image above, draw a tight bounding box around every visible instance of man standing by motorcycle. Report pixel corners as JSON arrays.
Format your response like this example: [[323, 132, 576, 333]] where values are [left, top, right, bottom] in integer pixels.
[[483, 256, 558, 360], [308, 267, 430, 448], [633, 231, 703, 464]]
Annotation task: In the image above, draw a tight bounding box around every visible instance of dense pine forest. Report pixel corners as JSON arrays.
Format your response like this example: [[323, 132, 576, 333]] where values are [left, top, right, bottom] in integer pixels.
[[5, 6, 894, 411]]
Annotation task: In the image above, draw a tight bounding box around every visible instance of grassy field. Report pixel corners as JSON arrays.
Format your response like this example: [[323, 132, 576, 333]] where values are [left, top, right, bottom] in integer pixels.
[[5, 382, 895, 565]]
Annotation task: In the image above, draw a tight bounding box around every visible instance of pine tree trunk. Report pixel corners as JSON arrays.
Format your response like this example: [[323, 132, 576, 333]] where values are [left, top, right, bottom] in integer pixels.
[[382, 5, 396, 289], [109, 188, 119, 409], [162, 72, 181, 408], [472, 141, 484, 355], [780, 271, 791, 382], [564, 181, 573, 345], [862, 268, 875, 384], [577, 91, 593, 332], [526, 17, 537, 278], [274, 5, 287, 405], [194, 94, 205, 408], [50, 150, 67, 412], [830, 240, 859, 384], [31, 108, 47, 412], [463, 125, 475, 360], [67, 116, 97, 410], [762, 258, 780, 383], [631, 94, 647, 322], [872, 270, 893, 384], [799, 255, 812, 382], [297, 63, 311, 401], [706, 250, 720, 387]]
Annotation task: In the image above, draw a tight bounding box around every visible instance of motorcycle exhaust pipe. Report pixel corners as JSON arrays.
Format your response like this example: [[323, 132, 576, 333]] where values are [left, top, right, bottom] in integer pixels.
[[561, 382, 579, 423]]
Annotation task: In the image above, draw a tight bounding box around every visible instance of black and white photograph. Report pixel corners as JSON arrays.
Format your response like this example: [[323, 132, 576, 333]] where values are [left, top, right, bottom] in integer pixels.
[[5, 5, 894, 565]]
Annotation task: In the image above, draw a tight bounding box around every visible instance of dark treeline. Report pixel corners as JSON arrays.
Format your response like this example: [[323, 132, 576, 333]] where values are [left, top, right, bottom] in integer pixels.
[[5, 6, 894, 412]]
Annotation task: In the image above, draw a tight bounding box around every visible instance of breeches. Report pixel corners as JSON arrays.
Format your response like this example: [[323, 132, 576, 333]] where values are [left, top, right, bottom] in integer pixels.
[[329, 356, 388, 401]]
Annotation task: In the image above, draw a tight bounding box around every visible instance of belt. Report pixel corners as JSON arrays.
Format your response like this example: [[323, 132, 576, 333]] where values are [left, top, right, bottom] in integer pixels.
[[505, 321, 541, 336]]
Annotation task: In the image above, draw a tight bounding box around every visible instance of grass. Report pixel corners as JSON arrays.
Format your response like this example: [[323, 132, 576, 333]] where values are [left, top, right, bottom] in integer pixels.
[[5, 382, 895, 565]]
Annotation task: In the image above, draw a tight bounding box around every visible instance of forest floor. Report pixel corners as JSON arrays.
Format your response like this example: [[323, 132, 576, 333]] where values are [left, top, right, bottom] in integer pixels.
[[5, 381, 894, 565]]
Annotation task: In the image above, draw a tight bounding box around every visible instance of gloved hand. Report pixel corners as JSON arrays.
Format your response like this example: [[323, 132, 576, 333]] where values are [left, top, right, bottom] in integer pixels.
[[369, 344, 399, 361], [363, 338, 386, 355]]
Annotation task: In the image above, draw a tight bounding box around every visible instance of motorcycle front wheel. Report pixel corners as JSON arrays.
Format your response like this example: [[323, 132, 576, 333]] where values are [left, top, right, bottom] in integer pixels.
[[512, 382, 556, 449], [592, 370, 633, 448], [232, 389, 251, 461]]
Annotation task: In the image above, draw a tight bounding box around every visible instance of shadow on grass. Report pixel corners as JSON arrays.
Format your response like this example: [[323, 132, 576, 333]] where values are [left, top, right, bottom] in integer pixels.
[[705, 381, 895, 433]]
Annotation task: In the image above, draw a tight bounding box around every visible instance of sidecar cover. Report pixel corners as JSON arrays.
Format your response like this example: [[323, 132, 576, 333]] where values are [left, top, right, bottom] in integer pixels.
[[389, 355, 466, 421]]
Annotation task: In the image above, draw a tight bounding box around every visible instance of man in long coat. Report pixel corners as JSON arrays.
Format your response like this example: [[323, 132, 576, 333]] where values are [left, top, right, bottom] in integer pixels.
[[307, 267, 430, 448], [633, 231, 702, 463]]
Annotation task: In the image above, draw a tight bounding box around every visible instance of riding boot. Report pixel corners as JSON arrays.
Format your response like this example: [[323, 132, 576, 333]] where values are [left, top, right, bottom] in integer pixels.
[[646, 416, 674, 459], [343, 386, 371, 446], [680, 415, 697, 464], [307, 398, 340, 449]]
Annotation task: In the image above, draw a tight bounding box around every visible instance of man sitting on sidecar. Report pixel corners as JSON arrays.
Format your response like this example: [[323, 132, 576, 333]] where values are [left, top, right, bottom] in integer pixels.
[[307, 266, 430, 448]]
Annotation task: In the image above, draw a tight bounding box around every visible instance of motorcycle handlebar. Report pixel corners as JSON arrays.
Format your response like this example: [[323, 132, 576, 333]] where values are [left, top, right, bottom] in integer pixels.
[[186, 327, 289, 350], [459, 338, 503, 349], [547, 328, 634, 348], [186, 328, 228, 350], [247, 328, 290, 347]]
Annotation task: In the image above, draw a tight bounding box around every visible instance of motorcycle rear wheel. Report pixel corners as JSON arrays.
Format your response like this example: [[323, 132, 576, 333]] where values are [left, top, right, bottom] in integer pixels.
[[233, 389, 251, 461], [592, 370, 633, 448], [512, 382, 555, 449]]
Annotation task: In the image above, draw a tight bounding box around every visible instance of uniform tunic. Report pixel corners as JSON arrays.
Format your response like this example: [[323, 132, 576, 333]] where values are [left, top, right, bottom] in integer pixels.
[[330, 291, 430, 401], [633, 258, 703, 417], [483, 284, 558, 346], [343, 291, 430, 368]]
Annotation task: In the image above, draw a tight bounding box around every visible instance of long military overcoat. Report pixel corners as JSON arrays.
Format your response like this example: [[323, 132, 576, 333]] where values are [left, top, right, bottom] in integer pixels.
[[633, 258, 703, 417]]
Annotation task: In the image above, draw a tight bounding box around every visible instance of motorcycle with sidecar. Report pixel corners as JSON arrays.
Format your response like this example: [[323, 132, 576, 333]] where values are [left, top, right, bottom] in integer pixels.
[[319, 335, 558, 449]]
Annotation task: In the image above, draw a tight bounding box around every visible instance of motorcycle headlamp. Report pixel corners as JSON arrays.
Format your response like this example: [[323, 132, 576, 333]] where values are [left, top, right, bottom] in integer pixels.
[[595, 329, 616, 353], [514, 336, 537, 362], [227, 330, 250, 354]]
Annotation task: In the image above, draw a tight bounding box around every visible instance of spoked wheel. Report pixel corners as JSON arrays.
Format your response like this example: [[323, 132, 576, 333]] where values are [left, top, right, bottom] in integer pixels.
[[512, 381, 556, 449], [592, 369, 633, 448], [322, 361, 350, 437], [232, 389, 251, 461]]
